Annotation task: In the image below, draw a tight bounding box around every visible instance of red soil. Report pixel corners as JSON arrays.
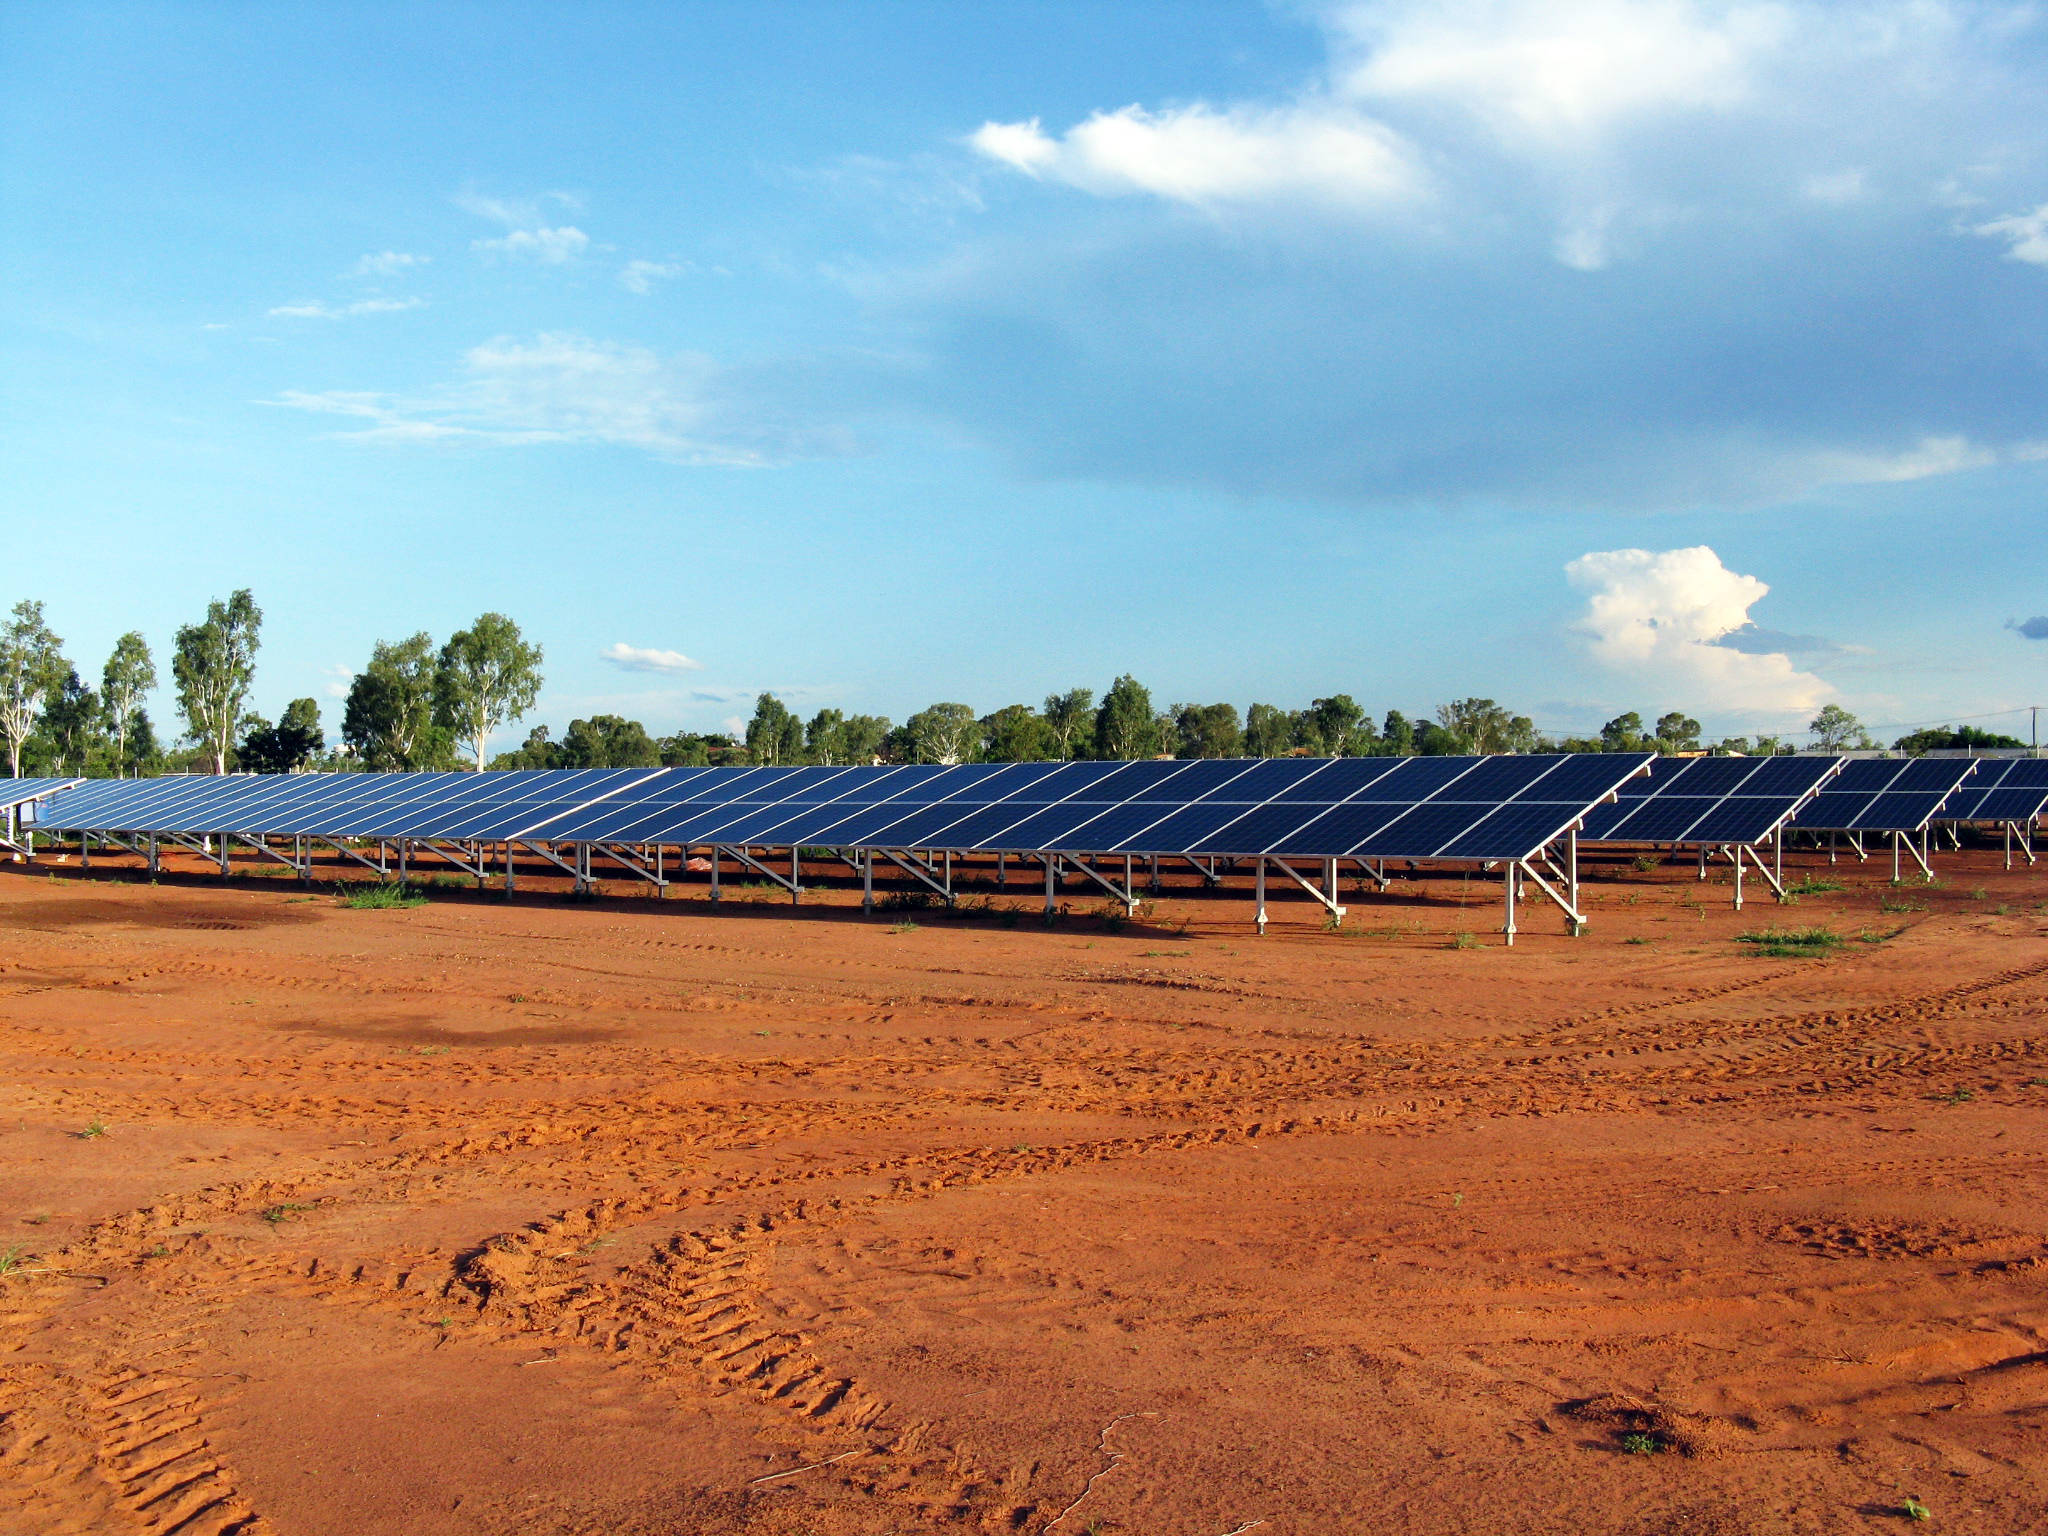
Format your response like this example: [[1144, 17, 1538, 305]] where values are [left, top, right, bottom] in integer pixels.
[[1, 844, 2045, 1535]]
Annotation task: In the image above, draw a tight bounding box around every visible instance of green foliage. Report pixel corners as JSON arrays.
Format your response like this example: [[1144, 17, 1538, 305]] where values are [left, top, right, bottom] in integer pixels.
[[37, 666, 99, 775], [1244, 702, 1295, 757], [1900, 1494, 1930, 1522], [1783, 876, 1844, 895], [101, 629, 156, 776], [745, 691, 804, 765], [1618, 1431, 1664, 1456], [342, 882, 428, 909], [343, 632, 454, 770], [0, 1242, 35, 1277], [1809, 702, 1873, 751], [76, 1117, 109, 1139], [1172, 701, 1244, 759], [0, 599, 69, 778], [1893, 724, 2028, 753], [1094, 674, 1159, 760], [1303, 694, 1371, 755], [559, 714, 660, 768], [1449, 930, 1482, 949], [981, 703, 1055, 762], [173, 588, 262, 774], [258, 1202, 310, 1225], [1040, 687, 1094, 761], [1601, 711, 1649, 752], [1654, 711, 1702, 753], [239, 697, 323, 774], [900, 701, 981, 764], [434, 612, 543, 770], [1380, 709, 1416, 755], [1736, 924, 1843, 957]]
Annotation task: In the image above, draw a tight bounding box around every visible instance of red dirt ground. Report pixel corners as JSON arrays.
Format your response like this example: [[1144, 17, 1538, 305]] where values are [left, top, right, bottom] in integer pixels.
[[2, 845, 2045, 1536]]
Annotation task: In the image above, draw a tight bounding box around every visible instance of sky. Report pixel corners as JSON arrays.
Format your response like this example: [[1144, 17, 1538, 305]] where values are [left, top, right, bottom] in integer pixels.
[[4, 0, 2048, 752]]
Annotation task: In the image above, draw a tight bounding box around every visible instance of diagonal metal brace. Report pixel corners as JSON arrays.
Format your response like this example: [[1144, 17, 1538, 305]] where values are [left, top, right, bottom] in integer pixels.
[[1267, 856, 1345, 918], [878, 848, 951, 905], [1054, 852, 1137, 913], [590, 842, 668, 889]]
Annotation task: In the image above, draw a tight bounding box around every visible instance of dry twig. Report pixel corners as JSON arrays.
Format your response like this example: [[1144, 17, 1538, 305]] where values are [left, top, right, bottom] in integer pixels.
[[1041, 1411, 1160, 1534], [747, 1448, 862, 1485]]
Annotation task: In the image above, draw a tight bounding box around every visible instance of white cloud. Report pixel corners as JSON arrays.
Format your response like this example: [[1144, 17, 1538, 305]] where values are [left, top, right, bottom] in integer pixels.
[[350, 250, 429, 277], [322, 664, 354, 700], [1333, 0, 1787, 142], [1974, 202, 2048, 265], [1802, 168, 1866, 205], [472, 226, 589, 263], [602, 642, 703, 674], [970, 100, 1416, 208], [271, 331, 841, 465], [267, 297, 426, 319], [620, 258, 686, 294], [1802, 434, 1995, 485], [1567, 545, 1831, 711]]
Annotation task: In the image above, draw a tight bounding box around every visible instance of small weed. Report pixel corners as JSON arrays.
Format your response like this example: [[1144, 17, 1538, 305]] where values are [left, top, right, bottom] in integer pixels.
[[2029, 1076, 2048, 1087], [1631, 854, 1659, 872], [1618, 1430, 1665, 1456], [285, 895, 318, 904], [1784, 877, 1844, 896], [887, 920, 920, 934], [0, 1243, 36, 1277], [258, 1203, 310, 1225], [411, 1045, 448, 1056], [1995, 903, 2013, 917], [22, 1212, 48, 1226], [342, 883, 427, 910], [76, 1118, 109, 1140], [1736, 925, 1842, 958], [1900, 1493, 1930, 1523], [1093, 902, 1130, 931], [1141, 949, 1191, 957], [1878, 896, 1926, 913], [1623, 935, 1651, 946], [1969, 887, 1988, 901], [1858, 926, 1907, 944], [1323, 911, 1346, 932], [1448, 931, 1483, 950], [1930, 1087, 1975, 1105]]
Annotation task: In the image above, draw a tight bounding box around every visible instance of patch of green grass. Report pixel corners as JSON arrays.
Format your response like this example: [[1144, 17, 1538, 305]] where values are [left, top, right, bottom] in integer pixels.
[[1736, 925, 1843, 958], [258, 1202, 310, 1225], [1969, 887, 1989, 900], [1783, 876, 1845, 896], [76, 1118, 109, 1140], [1857, 926, 1907, 944], [1631, 854, 1660, 872], [1929, 1086, 1975, 1105], [1618, 1430, 1665, 1456], [1448, 931, 1483, 950], [1622, 936, 1652, 946], [1141, 949, 1191, 957], [1878, 896, 1927, 913], [887, 920, 920, 934], [341, 882, 427, 910]]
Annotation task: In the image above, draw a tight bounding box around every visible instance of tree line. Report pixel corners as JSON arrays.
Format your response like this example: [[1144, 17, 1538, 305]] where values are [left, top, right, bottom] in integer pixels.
[[0, 595, 2004, 777]]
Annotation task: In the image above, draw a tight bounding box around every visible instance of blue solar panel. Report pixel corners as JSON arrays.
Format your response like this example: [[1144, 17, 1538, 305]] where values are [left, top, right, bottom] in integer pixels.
[[1582, 754, 1839, 843], [1791, 757, 1975, 832], [1934, 758, 2048, 823]]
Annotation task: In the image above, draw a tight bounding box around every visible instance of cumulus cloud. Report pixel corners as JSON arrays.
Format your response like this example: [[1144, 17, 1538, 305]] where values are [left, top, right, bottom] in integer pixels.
[[603, 642, 703, 674], [2008, 616, 2048, 641], [968, 101, 1416, 208], [271, 331, 847, 465], [350, 251, 429, 277], [619, 259, 686, 294], [267, 297, 426, 320], [1567, 546, 1831, 711]]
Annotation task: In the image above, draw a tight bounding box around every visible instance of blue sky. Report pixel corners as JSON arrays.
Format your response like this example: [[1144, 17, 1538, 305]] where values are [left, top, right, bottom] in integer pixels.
[[5, 0, 2047, 750]]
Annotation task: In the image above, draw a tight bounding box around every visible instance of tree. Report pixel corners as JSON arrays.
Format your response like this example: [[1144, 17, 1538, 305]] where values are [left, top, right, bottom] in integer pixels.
[[491, 724, 561, 770], [0, 600, 67, 777], [40, 668, 101, 773], [1094, 675, 1159, 760], [1435, 698, 1533, 754], [1893, 724, 2028, 754], [342, 633, 447, 770], [1244, 702, 1295, 757], [99, 631, 156, 778], [1809, 703, 1871, 751], [902, 702, 981, 765], [1653, 711, 1702, 753], [1041, 688, 1094, 761], [173, 589, 262, 774], [1303, 695, 1368, 756], [982, 704, 1055, 762], [239, 697, 323, 774], [1599, 711, 1649, 752], [745, 692, 804, 765], [559, 714, 660, 768], [1380, 710, 1416, 756], [1172, 702, 1244, 758], [805, 708, 848, 764], [434, 613, 543, 771]]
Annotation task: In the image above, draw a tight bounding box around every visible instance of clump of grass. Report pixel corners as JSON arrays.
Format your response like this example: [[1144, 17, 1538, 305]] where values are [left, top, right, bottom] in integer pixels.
[[1784, 876, 1844, 896], [258, 1203, 310, 1225], [76, 1118, 109, 1140], [1858, 926, 1906, 945], [1618, 1430, 1665, 1456], [887, 920, 920, 934], [1737, 925, 1843, 958], [0, 1243, 37, 1278], [1623, 935, 1651, 946], [1969, 887, 1989, 901], [1631, 854, 1660, 873], [1930, 1086, 1975, 1105], [1141, 949, 1191, 957], [1448, 931, 1483, 950], [1878, 895, 1926, 913], [1901, 1493, 1930, 1523], [342, 882, 427, 910]]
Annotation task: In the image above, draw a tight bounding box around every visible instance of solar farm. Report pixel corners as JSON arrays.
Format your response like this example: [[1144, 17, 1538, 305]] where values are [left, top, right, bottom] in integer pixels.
[[7, 757, 2048, 1532]]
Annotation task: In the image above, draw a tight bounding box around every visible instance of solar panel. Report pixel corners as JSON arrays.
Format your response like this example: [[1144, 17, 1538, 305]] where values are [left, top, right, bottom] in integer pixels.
[[2, 776, 84, 816], [1580, 754, 1840, 844], [32, 755, 1654, 867], [1789, 757, 1977, 833], [1933, 758, 2048, 823]]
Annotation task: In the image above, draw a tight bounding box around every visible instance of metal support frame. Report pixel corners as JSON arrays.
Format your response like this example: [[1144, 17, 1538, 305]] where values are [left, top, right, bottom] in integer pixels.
[[405, 838, 490, 884], [1181, 855, 1222, 887], [1055, 851, 1139, 915], [227, 832, 307, 879], [1261, 856, 1347, 922], [877, 847, 951, 906], [723, 845, 803, 901], [1510, 843, 1587, 938], [1890, 829, 1934, 883], [588, 842, 669, 894]]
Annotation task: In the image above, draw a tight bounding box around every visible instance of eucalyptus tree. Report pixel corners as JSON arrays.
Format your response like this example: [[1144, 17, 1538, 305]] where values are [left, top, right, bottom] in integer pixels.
[[1094, 675, 1159, 760], [1040, 688, 1094, 761], [434, 612, 544, 770], [101, 630, 156, 777], [1172, 702, 1243, 758], [745, 692, 804, 765], [902, 702, 981, 765], [0, 600, 67, 777], [173, 589, 262, 775], [343, 633, 445, 769], [982, 703, 1055, 762], [1243, 702, 1295, 758]]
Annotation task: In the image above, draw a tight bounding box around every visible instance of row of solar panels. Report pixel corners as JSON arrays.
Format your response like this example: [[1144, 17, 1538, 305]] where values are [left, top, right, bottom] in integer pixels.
[[19, 755, 1657, 864], [9, 754, 2046, 862]]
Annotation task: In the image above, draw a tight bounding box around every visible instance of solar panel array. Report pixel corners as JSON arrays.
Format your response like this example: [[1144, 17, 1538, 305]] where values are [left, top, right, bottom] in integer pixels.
[[1, 776, 83, 814], [37, 754, 1655, 864], [1578, 755, 1840, 845], [1789, 757, 1978, 833], [1931, 757, 2048, 824]]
